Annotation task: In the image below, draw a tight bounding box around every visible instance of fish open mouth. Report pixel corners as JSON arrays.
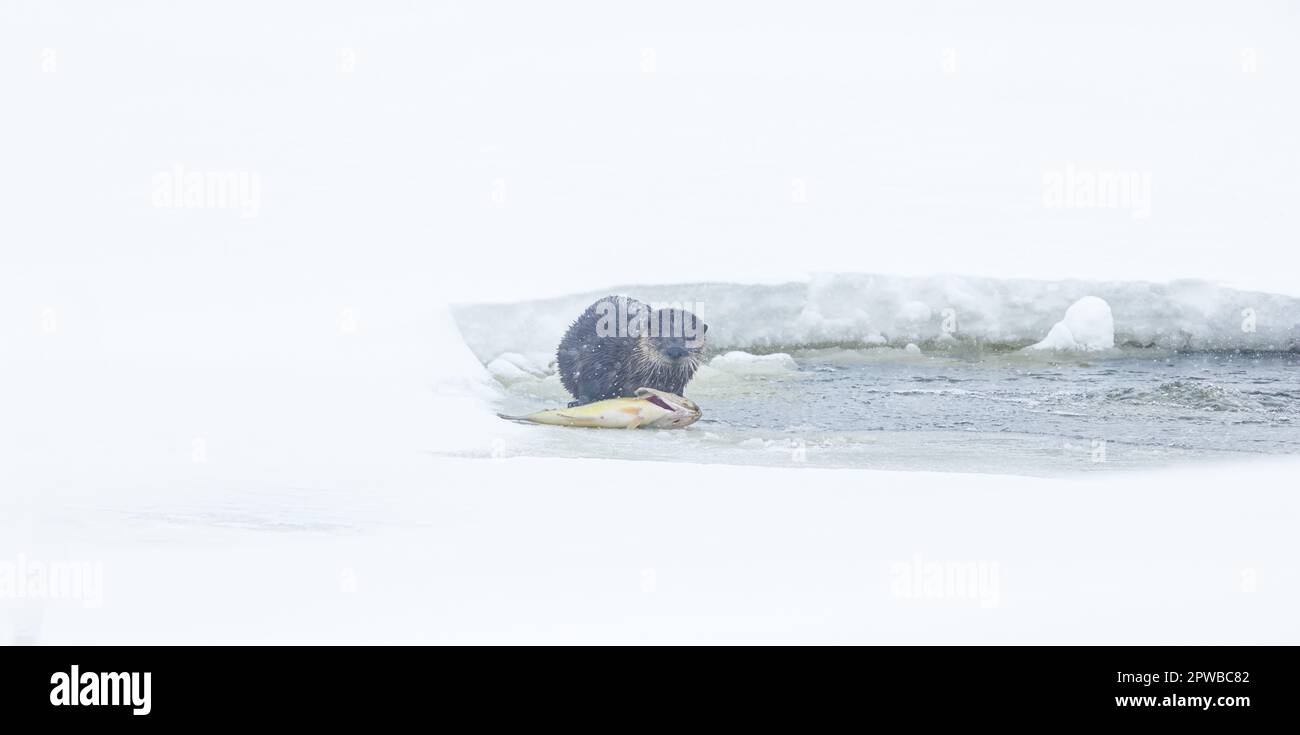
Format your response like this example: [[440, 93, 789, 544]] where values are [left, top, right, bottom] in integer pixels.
[[642, 394, 676, 412]]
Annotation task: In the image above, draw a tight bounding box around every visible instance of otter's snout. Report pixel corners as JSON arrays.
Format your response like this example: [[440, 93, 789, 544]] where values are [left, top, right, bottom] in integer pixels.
[[664, 345, 690, 359]]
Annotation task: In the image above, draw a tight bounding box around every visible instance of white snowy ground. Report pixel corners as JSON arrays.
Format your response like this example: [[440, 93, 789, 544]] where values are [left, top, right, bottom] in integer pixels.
[[4, 306, 1297, 645]]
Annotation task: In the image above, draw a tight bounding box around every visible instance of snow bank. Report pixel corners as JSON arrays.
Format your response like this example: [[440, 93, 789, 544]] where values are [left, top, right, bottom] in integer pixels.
[[453, 274, 1300, 361], [1026, 296, 1115, 351]]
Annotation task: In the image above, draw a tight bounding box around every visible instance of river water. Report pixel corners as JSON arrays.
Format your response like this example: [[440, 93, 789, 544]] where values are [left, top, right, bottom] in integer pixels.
[[485, 349, 1300, 475]]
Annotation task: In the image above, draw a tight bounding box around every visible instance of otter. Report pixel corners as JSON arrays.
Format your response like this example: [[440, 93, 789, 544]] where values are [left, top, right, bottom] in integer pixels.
[[556, 295, 708, 406]]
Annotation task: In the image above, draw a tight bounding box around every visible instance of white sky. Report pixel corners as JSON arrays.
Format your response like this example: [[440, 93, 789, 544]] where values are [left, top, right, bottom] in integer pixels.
[[2, 0, 1298, 313]]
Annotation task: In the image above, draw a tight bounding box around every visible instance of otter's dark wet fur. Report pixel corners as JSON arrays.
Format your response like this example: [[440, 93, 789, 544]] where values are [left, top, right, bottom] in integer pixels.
[[557, 296, 708, 406]]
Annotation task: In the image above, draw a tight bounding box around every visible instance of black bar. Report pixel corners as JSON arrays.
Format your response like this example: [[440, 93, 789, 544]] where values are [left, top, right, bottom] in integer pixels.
[[0, 646, 1290, 723]]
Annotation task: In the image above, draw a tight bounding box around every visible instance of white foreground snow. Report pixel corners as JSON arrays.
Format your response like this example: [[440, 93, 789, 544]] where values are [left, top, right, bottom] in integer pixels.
[[6, 450, 1298, 645]]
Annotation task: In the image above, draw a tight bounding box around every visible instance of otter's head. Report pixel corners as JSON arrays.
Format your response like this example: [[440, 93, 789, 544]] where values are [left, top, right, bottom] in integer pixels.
[[636, 306, 708, 374]]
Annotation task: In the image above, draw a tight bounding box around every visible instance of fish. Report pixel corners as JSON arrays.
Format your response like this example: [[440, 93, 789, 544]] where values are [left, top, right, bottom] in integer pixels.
[[498, 387, 701, 429]]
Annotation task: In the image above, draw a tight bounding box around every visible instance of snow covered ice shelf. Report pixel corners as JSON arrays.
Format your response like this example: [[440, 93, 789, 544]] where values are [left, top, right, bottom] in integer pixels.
[[453, 274, 1300, 359]]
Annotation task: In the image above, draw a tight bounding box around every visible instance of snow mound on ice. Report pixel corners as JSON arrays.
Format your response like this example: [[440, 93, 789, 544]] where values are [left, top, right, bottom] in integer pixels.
[[1026, 296, 1115, 351], [708, 351, 799, 374]]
